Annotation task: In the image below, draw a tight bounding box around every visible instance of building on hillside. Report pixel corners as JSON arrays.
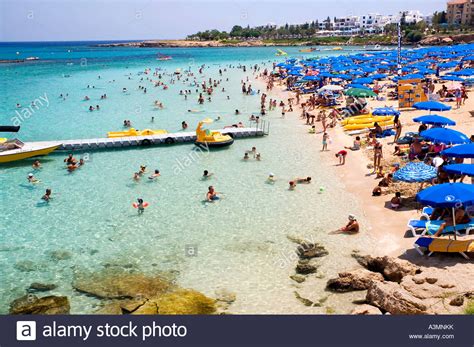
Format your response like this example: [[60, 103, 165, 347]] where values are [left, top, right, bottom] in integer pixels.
[[447, 0, 474, 25]]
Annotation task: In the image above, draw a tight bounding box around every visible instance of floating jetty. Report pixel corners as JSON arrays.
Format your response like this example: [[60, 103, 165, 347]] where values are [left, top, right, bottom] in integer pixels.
[[26, 126, 269, 152]]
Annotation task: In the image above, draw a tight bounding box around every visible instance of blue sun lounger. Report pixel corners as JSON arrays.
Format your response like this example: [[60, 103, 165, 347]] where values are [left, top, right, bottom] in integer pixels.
[[406, 218, 474, 237]]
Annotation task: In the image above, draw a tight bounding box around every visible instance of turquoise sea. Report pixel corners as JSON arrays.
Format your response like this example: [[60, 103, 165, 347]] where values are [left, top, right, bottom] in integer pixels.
[[0, 42, 377, 313]]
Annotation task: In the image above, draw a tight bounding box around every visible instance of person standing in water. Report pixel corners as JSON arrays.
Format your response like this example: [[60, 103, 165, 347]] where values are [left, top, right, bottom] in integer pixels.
[[136, 198, 145, 214], [206, 186, 220, 202], [42, 188, 52, 202]]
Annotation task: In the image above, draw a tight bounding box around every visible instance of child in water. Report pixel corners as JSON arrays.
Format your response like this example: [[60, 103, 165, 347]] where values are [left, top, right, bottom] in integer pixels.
[[136, 198, 145, 214], [42, 188, 52, 202]]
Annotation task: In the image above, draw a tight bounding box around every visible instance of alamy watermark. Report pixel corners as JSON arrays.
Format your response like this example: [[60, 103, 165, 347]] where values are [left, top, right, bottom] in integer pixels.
[[11, 92, 49, 126]]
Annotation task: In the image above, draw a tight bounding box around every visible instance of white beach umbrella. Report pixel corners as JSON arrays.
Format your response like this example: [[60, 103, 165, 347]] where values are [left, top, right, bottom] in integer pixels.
[[318, 85, 344, 92]]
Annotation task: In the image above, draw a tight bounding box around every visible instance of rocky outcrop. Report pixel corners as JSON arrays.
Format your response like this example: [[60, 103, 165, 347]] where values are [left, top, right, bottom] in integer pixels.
[[152, 289, 216, 315], [350, 304, 383, 315], [295, 261, 318, 275], [72, 270, 173, 299], [419, 33, 474, 46], [366, 281, 428, 314], [326, 269, 384, 292], [352, 254, 420, 283], [10, 295, 70, 314]]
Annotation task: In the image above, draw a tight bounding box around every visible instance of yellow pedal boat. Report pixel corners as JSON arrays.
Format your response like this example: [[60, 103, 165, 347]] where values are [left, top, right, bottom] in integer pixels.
[[195, 119, 234, 148], [107, 128, 168, 138]]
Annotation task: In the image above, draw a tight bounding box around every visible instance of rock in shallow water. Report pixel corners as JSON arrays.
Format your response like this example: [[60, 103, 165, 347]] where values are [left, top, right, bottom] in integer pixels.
[[27, 283, 58, 293], [351, 304, 383, 315], [10, 295, 70, 314], [72, 270, 173, 299], [295, 262, 318, 275], [326, 269, 384, 292]]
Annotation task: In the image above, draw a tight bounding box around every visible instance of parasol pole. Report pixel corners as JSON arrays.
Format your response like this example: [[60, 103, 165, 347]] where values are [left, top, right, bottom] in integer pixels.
[[452, 206, 457, 240]]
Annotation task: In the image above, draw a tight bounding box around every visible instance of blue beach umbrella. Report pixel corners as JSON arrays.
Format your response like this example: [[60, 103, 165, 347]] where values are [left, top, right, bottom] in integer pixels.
[[372, 107, 400, 116], [421, 128, 470, 145], [345, 84, 372, 90], [393, 162, 437, 183], [413, 101, 451, 112], [441, 144, 474, 158], [441, 75, 465, 82], [302, 75, 320, 81], [370, 73, 387, 80], [443, 164, 474, 177], [416, 183, 474, 208], [412, 115, 456, 126], [352, 77, 373, 84]]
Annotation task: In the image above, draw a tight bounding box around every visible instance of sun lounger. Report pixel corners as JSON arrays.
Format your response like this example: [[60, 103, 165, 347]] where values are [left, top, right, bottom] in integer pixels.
[[423, 219, 474, 237], [407, 218, 474, 237], [421, 206, 434, 220], [414, 237, 474, 259], [407, 219, 428, 237]]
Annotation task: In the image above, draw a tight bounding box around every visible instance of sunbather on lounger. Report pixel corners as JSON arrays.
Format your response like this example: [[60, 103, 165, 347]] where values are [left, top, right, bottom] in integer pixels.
[[433, 208, 470, 237]]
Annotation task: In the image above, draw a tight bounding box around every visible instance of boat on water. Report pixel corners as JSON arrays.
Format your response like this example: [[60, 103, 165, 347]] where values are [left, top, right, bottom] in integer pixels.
[[157, 53, 172, 61], [25, 56, 39, 61], [107, 128, 168, 138], [0, 126, 61, 163], [195, 119, 234, 148], [299, 47, 318, 53], [275, 49, 288, 56]]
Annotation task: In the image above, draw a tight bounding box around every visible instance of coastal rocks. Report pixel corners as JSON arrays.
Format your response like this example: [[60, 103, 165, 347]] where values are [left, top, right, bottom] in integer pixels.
[[10, 295, 70, 315], [72, 270, 173, 299], [366, 281, 428, 315], [131, 300, 158, 315], [290, 274, 306, 283], [296, 242, 329, 259], [27, 282, 58, 293], [350, 304, 383, 315], [295, 260, 318, 275], [449, 295, 464, 307], [352, 254, 420, 283], [152, 289, 216, 315], [215, 289, 236, 312], [326, 269, 384, 292]]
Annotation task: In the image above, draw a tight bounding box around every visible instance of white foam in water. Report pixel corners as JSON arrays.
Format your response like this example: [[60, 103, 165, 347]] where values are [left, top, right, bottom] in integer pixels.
[[0, 45, 376, 313]]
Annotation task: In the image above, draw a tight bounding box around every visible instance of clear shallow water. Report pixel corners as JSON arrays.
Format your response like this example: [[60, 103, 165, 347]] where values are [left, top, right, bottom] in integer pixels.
[[0, 43, 376, 313]]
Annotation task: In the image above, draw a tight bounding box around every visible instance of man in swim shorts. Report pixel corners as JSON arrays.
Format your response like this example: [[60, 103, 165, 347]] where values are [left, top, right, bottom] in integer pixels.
[[207, 186, 219, 202]]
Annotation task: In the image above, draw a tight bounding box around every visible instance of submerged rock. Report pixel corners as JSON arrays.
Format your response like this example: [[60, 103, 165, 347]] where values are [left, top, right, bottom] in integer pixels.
[[72, 270, 173, 299], [351, 304, 383, 315], [326, 269, 384, 292], [14, 260, 38, 272], [290, 274, 306, 283], [296, 242, 329, 259], [27, 283, 57, 293], [366, 281, 428, 315], [153, 289, 216, 315], [49, 250, 72, 261], [10, 295, 70, 314]]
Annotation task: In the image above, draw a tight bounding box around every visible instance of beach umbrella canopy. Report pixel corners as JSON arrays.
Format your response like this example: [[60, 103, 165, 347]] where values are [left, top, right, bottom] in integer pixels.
[[319, 85, 344, 92], [443, 164, 474, 177], [372, 107, 400, 116], [441, 144, 474, 158], [416, 183, 474, 208], [420, 128, 470, 145], [413, 101, 451, 112], [412, 115, 456, 126], [393, 162, 437, 183], [302, 75, 320, 81], [399, 73, 424, 80], [345, 84, 372, 90], [352, 77, 374, 84], [441, 75, 465, 82], [345, 88, 377, 98], [370, 73, 387, 80]]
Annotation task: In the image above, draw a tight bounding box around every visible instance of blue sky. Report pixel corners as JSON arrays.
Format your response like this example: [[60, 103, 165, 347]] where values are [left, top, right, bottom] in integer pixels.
[[0, 0, 447, 42]]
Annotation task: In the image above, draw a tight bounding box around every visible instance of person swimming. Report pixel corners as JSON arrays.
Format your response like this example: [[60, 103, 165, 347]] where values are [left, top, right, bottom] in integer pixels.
[[295, 177, 311, 184], [133, 172, 141, 181], [243, 153, 249, 160], [203, 170, 213, 179], [41, 188, 52, 202], [136, 198, 145, 214], [32, 160, 41, 169], [148, 170, 160, 180], [139, 165, 147, 175], [256, 153, 261, 161], [64, 154, 77, 165], [267, 173, 276, 183], [206, 186, 219, 202], [27, 173, 39, 183], [289, 181, 296, 190]]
